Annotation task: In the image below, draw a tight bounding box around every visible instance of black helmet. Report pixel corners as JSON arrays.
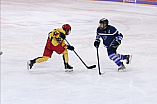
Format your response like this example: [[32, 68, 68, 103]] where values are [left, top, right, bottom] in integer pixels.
[[99, 18, 109, 29]]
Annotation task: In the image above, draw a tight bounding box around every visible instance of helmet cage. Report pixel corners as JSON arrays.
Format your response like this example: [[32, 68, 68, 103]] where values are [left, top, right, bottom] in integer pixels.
[[65, 29, 71, 35]]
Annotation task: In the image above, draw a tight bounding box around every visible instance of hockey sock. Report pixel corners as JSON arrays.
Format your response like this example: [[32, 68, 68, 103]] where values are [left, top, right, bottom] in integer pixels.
[[36, 56, 50, 63]]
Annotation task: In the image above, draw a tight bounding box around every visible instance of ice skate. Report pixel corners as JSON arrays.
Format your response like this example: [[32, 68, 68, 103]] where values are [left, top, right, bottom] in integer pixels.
[[27, 59, 36, 70], [63, 55, 73, 72], [125, 55, 132, 64], [64, 63, 73, 72], [118, 62, 126, 71]]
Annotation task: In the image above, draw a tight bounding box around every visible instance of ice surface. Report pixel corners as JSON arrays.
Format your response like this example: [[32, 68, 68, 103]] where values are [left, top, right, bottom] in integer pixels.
[[1, 0, 157, 104]]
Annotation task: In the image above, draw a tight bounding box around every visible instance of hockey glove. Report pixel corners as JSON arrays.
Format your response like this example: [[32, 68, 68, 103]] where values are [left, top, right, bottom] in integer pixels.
[[94, 39, 100, 48], [60, 32, 66, 39], [67, 45, 74, 51]]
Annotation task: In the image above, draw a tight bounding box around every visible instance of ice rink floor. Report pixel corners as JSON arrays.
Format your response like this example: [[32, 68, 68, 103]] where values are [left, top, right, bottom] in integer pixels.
[[1, 0, 157, 104]]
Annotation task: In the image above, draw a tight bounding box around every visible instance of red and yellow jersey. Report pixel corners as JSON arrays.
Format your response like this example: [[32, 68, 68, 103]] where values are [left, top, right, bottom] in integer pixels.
[[48, 28, 68, 49]]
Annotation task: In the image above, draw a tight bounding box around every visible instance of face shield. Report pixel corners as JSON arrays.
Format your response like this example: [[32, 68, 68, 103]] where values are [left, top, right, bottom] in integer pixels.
[[65, 29, 71, 35]]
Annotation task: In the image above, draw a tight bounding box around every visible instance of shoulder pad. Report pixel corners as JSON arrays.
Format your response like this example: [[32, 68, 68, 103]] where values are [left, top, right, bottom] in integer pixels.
[[109, 25, 116, 30], [56, 28, 65, 34]]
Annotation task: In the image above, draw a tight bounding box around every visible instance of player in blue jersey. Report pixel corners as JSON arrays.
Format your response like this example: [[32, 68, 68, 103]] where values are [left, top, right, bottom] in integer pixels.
[[94, 18, 131, 71]]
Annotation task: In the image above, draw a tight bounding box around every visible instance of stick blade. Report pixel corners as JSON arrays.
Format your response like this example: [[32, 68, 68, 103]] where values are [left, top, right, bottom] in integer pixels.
[[99, 72, 105, 75], [87, 65, 96, 69]]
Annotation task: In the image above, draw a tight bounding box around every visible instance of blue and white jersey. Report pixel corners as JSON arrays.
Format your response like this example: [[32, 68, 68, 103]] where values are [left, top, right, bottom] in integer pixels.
[[96, 25, 123, 47]]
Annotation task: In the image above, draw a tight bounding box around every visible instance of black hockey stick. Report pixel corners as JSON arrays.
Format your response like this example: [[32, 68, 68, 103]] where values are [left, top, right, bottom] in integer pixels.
[[96, 48, 104, 75], [65, 39, 96, 69]]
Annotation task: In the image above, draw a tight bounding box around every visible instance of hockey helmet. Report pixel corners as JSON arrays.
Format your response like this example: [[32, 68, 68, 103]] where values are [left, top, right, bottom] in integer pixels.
[[62, 24, 71, 35], [99, 18, 108, 29]]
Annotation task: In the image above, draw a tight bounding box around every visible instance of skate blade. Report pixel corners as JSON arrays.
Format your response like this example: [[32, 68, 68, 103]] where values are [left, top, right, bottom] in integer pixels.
[[129, 55, 133, 64], [65, 69, 73, 72], [118, 68, 127, 72], [27, 61, 30, 70]]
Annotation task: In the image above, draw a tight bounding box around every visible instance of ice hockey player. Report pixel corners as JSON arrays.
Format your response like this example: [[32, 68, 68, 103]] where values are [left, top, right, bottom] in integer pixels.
[[27, 24, 74, 72], [94, 18, 131, 71]]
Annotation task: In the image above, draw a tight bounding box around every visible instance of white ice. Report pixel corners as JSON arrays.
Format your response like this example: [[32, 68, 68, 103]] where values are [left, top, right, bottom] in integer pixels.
[[1, 0, 157, 104]]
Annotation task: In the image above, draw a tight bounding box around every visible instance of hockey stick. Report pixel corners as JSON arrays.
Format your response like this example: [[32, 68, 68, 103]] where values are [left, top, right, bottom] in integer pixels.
[[65, 39, 96, 69], [96, 48, 104, 75]]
